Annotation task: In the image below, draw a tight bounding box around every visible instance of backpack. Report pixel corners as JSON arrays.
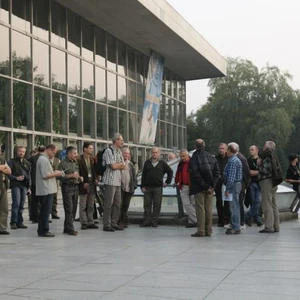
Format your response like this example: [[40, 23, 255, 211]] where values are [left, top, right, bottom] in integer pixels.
[[95, 147, 113, 176]]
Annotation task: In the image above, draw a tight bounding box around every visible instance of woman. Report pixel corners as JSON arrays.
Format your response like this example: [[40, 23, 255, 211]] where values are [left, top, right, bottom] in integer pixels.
[[285, 153, 300, 193]]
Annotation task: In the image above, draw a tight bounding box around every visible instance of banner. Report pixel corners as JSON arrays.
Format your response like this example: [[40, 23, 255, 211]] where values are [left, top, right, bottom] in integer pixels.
[[139, 51, 164, 145]]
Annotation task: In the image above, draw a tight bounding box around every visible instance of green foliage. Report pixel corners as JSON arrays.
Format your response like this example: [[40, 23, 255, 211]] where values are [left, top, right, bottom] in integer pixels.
[[187, 57, 299, 170]]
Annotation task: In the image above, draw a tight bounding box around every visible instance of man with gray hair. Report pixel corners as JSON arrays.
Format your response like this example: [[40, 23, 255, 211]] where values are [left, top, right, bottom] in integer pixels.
[[102, 133, 125, 232], [257, 141, 283, 233]]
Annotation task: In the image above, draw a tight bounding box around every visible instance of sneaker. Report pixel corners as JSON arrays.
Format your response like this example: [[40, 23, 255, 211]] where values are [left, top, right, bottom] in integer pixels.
[[0, 230, 10, 235], [112, 225, 124, 231], [191, 232, 205, 237], [259, 229, 274, 233], [67, 230, 78, 236], [240, 225, 246, 230], [87, 224, 99, 229], [10, 223, 17, 230], [17, 223, 28, 229], [224, 224, 232, 229], [38, 232, 55, 237], [103, 226, 115, 232], [226, 229, 241, 235], [245, 220, 252, 227], [185, 223, 196, 228], [52, 215, 60, 219]]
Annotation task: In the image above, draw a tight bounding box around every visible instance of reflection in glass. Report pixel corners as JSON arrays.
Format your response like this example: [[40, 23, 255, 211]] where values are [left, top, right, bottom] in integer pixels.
[[34, 87, 50, 132], [119, 110, 127, 140], [128, 81, 136, 112], [82, 61, 94, 100], [0, 77, 10, 126], [107, 72, 117, 106], [160, 96, 165, 121], [167, 123, 172, 148], [12, 31, 31, 82], [67, 11, 80, 55], [136, 84, 144, 115], [95, 28, 106, 67], [107, 34, 116, 71], [96, 67, 106, 103], [178, 102, 183, 126], [108, 107, 117, 138], [12, 0, 31, 32], [69, 97, 80, 134], [33, 40, 49, 86], [52, 92, 68, 134], [173, 125, 178, 148], [172, 80, 178, 99], [51, 2, 66, 48], [118, 76, 127, 109], [33, 0, 49, 40], [136, 52, 144, 84], [13, 81, 31, 129], [129, 113, 137, 143], [165, 98, 171, 122], [82, 19, 94, 61], [178, 81, 186, 102], [68, 55, 80, 96], [96, 104, 107, 139], [0, 0, 9, 23], [51, 48, 66, 91], [160, 122, 166, 148], [83, 100, 94, 136], [172, 100, 177, 124], [117, 41, 126, 76], [127, 47, 135, 80], [0, 25, 10, 75]]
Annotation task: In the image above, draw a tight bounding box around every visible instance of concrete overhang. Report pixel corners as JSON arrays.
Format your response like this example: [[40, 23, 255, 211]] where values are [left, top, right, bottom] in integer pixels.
[[56, 0, 227, 80]]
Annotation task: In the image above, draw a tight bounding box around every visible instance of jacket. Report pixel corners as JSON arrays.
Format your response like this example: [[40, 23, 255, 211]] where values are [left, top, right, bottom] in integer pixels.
[[8, 157, 31, 189], [237, 152, 251, 189], [121, 161, 137, 194], [175, 160, 191, 190], [0, 158, 9, 189], [189, 149, 220, 195], [77, 154, 97, 195]]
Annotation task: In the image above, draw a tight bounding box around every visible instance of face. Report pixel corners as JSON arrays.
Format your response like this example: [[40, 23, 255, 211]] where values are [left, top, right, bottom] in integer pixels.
[[47, 147, 57, 159], [249, 146, 258, 157], [115, 136, 124, 148], [151, 148, 160, 160], [226, 150, 233, 158], [123, 150, 130, 161], [218, 144, 227, 156], [180, 152, 189, 162], [84, 145, 94, 156], [17, 147, 26, 159], [168, 153, 176, 161], [291, 158, 298, 166]]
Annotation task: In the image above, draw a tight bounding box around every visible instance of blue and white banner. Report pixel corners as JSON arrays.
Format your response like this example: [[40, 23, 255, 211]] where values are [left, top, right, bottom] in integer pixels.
[[139, 51, 164, 145]]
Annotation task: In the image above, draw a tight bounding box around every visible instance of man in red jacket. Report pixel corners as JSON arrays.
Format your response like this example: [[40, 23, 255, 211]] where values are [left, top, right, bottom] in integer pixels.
[[175, 149, 197, 227]]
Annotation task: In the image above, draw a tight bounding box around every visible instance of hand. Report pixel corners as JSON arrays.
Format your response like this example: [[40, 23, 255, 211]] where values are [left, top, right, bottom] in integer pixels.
[[172, 183, 177, 188], [83, 183, 89, 190], [17, 175, 25, 181], [207, 187, 214, 194], [225, 191, 229, 197], [141, 187, 146, 193], [27, 189, 31, 195], [72, 172, 79, 179], [257, 158, 262, 165], [162, 183, 167, 188], [54, 170, 63, 177], [79, 176, 84, 182], [120, 163, 126, 170]]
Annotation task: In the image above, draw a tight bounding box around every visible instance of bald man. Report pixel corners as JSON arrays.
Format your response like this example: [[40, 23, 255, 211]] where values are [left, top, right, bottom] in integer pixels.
[[140, 147, 173, 227]]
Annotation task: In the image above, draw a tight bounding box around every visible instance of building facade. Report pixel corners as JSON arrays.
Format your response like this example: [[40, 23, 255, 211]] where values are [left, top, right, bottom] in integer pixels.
[[0, 0, 225, 167]]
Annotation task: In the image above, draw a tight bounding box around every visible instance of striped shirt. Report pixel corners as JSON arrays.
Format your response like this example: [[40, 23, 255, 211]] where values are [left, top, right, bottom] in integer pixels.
[[223, 154, 242, 192]]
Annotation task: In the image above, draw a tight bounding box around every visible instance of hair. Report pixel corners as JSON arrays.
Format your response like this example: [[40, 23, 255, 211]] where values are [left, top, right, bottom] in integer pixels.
[[83, 142, 93, 151], [151, 147, 160, 153], [219, 143, 228, 148], [66, 146, 76, 154], [228, 142, 239, 153], [227, 143, 238, 154], [249, 145, 258, 151], [179, 149, 188, 155], [38, 145, 45, 152], [265, 141, 276, 151], [288, 153, 298, 162], [45, 144, 56, 151], [112, 133, 123, 143], [17, 146, 26, 151], [29, 149, 37, 156], [122, 147, 130, 154], [195, 139, 205, 149]]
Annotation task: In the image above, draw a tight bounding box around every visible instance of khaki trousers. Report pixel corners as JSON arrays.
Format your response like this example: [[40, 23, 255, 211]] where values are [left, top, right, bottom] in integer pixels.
[[80, 183, 96, 225], [103, 185, 121, 228], [194, 191, 213, 235], [259, 179, 279, 231], [0, 187, 8, 231]]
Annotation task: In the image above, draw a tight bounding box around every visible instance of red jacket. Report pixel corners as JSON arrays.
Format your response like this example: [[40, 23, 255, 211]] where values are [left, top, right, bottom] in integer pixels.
[[175, 160, 190, 190]]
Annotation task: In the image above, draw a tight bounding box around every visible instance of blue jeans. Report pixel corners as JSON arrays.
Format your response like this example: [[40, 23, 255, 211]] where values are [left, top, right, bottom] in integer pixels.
[[229, 182, 242, 230], [246, 182, 261, 223], [11, 186, 27, 225], [37, 194, 53, 235]]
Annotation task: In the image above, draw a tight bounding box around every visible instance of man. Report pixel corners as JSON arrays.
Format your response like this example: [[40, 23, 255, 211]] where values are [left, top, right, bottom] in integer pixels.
[[118, 148, 137, 228], [102, 133, 125, 232], [36, 144, 62, 237], [258, 141, 283, 233], [245, 145, 263, 227], [189, 139, 220, 237], [175, 149, 197, 228], [58, 146, 81, 236], [167, 152, 177, 161], [27, 149, 37, 220], [0, 150, 11, 235], [50, 155, 61, 219], [215, 143, 229, 227], [28, 146, 45, 224], [8, 146, 31, 229], [223, 143, 243, 235], [78, 142, 98, 230], [141, 147, 173, 227]]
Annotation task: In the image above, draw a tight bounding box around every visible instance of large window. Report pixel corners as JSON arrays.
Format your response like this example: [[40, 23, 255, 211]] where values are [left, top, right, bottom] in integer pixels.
[[33, 0, 49, 41], [51, 48, 66, 91], [107, 34, 116, 71], [0, 77, 10, 127], [118, 76, 127, 109], [96, 67, 106, 103], [51, 2, 66, 48], [0, 0, 9, 24], [117, 41, 126, 76], [108, 107, 117, 138], [82, 19, 94, 61], [83, 100, 94, 136], [52, 92, 68, 134], [95, 28, 106, 67], [33, 40, 49, 86], [82, 61, 94, 100], [12, 0, 31, 32], [69, 97, 80, 135], [96, 104, 107, 139], [119, 110, 127, 140], [34, 87, 50, 132], [67, 10, 80, 55], [0, 25, 9, 75], [107, 72, 116, 106], [68, 55, 80, 96]]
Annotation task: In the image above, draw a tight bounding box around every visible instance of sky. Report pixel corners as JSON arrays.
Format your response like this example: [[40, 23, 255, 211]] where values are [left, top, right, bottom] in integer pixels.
[[166, 0, 300, 114]]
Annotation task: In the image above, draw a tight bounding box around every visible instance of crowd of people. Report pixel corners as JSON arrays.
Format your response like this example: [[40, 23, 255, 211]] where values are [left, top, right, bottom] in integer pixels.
[[0, 133, 299, 238]]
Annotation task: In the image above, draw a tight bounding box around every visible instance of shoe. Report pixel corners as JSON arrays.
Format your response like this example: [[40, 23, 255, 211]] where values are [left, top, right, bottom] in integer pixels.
[[87, 224, 99, 229], [151, 224, 158, 228], [140, 223, 151, 227], [103, 226, 115, 232], [226, 229, 241, 235], [185, 223, 196, 228], [94, 220, 99, 224], [52, 215, 60, 219], [256, 221, 263, 227], [0, 230, 10, 235], [217, 223, 224, 227], [191, 232, 205, 237], [245, 220, 252, 227], [38, 232, 55, 237], [205, 233, 212, 237], [67, 230, 78, 236], [259, 229, 274, 233], [81, 224, 87, 230], [17, 223, 28, 229], [31, 221, 38, 224], [274, 228, 280, 233], [10, 223, 17, 230], [75, 218, 80, 222], [48, 220, 52, 223], [224, 224, 232, 229], [112, 225, 124, 231], [123, 224, 128, 228], [240, 225, 246, 230]]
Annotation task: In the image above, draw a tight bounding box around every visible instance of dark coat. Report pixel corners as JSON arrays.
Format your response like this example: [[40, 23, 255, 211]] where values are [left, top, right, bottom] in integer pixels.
[[237, 153, 251, 189], [77, 154, 97, 195]]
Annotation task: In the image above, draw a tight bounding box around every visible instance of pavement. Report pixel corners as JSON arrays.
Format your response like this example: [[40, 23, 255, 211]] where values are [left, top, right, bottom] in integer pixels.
[[1, 207, 300, 300]]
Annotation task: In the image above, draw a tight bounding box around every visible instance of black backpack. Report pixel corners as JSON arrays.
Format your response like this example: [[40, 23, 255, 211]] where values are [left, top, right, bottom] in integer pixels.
[[95, 147, 113, 176]]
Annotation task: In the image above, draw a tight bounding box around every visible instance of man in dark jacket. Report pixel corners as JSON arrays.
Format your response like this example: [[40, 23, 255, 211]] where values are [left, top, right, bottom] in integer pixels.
[[8, 146, 31, 229], [141, 147, 173, 227], [189, 139, 220, 237]]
